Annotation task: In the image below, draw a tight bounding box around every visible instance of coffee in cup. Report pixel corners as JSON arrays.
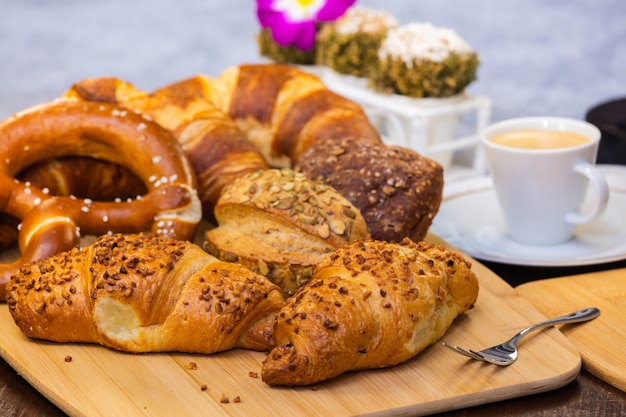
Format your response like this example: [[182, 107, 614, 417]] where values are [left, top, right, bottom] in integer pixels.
[[481, 117, 609, 246], [490, 129, 590, 150]]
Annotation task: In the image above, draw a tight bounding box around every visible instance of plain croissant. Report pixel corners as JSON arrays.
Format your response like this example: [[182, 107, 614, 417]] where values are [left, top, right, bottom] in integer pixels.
[[261, 238, 479, 386], [207, 63, 383, 167], [7, 233, 285, 353]]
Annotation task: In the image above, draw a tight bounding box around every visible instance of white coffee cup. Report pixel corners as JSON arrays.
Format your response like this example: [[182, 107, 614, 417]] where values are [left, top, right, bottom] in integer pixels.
[[481, 117, 610, 246]]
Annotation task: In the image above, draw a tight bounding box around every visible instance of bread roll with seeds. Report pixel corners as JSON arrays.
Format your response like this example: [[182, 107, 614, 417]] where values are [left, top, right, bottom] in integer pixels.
[[295, 137, 444, 242], [261, 239, 479, 386], [204, 168, 371, 297], [7, 233, 285, 353]]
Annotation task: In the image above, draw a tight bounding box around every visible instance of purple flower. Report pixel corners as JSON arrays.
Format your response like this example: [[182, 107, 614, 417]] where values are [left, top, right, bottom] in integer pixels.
[[257, 0, 356, 51]]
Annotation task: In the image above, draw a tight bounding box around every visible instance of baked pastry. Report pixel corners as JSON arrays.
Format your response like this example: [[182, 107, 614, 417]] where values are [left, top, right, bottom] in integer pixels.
[[63, 75, 269, 220], [63, 65, 442, 244], [1, 64, 444, 267], [0, 100, 201, 299], [7, 233, 285, 353], [262, 238, 479, 386], [295, 137, 443, 243], [0, 214, 18, 250], [371, 22, 479, 98], [204, 168, 371, 297], [316, 6, 399, 78], [0, 154, 150, 251], [17, 156, 147, 201], [207, 63, 383, 167]]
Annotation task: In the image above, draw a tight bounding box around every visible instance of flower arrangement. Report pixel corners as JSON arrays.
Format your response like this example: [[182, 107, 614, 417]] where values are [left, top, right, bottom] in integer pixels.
[[256, 0, 356, 51], [255, 1, 479, 100]]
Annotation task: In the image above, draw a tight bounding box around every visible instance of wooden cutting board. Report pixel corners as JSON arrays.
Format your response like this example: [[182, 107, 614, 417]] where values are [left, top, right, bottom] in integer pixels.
[[517, 268, 626, 392], [0, 235, 584, 417]]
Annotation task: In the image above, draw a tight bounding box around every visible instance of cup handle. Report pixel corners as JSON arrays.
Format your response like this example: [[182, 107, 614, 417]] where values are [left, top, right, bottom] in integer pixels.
[[566, 161, 610, 224]]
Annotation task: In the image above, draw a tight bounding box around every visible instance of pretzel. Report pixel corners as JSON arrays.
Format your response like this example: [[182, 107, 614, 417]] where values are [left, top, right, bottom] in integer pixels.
[[0, 100, 202, 299]]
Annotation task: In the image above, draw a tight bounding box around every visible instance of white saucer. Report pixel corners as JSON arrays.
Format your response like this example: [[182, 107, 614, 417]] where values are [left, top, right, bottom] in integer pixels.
[[431, 164, 626, 266]]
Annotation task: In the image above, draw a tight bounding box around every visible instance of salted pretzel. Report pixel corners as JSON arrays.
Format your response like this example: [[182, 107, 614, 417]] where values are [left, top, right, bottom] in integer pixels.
[[0, 100, 202, 299]]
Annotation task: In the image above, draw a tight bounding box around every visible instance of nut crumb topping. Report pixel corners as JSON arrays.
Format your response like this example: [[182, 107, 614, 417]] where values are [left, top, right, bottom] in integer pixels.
[[296, 138, 443, 243], [225, 168, 364, 242]]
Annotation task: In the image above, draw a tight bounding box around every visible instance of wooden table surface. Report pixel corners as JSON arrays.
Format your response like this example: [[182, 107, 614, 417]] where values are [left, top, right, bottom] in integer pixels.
[[1, 259, 625, 417]]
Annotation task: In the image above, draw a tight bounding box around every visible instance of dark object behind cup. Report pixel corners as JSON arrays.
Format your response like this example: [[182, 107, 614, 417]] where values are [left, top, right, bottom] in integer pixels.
[[586, 97, 626, 165]]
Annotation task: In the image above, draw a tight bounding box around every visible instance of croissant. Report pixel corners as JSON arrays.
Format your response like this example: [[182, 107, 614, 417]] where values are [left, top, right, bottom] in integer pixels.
[[7, 233, 285, 353], [207, 63, 383, 167], [261, 238, 479, 386]]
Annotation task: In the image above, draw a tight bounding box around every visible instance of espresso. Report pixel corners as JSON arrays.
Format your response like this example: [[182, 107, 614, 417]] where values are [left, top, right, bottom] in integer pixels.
[[491, 129, 590, 149]]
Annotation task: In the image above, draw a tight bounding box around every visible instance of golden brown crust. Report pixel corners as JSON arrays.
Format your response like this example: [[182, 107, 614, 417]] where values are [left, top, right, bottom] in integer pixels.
[[210, 64, 382, 167], [1, 64, 445, 303], [64, 75, 270, 220], [17, 156, 147, 200], [59, 66, 437, 244], [62, 76, 148, 105], [135, 76, 270, 219], [227, 64, 306, 125], [261, 238, 479, 386], [295, 138, 444, 242], [204, 168, 371, 297], [0, 100, 201, 299], [0, 214, 18, 250], [7, 233, 285, 353]]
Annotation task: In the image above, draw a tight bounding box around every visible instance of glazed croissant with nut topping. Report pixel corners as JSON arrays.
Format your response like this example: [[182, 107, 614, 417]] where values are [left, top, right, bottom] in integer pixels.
[[7, 233, 285, 353], [261, 238, 479, 386]]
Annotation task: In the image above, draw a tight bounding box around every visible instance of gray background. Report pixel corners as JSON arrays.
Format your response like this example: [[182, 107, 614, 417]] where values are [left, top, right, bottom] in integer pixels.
[[1, 0, 624, 122]]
